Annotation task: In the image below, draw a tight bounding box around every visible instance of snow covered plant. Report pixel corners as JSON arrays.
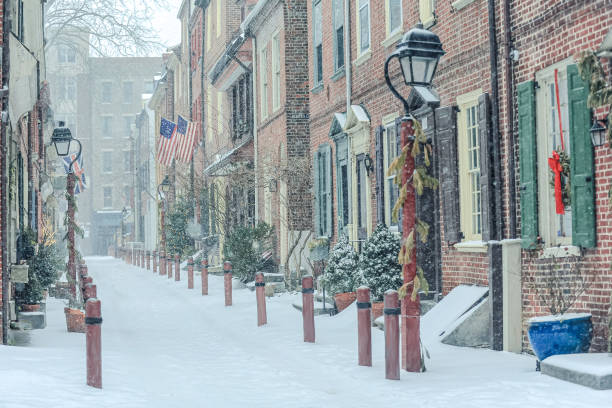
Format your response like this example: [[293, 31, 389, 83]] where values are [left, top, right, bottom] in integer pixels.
[[359, 224, 403, 302], [527, 256, 592, 316], [321, 235, 359, 295]]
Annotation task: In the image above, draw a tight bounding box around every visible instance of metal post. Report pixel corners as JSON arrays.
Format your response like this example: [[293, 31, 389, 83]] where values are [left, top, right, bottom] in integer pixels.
[[399, 117, 421, 372], [357, 286, 372, 366], [384, 290, 400, 380], [302, 275, 315, 343], [255, 272, 267, 326], [224, 261, 232, 306]]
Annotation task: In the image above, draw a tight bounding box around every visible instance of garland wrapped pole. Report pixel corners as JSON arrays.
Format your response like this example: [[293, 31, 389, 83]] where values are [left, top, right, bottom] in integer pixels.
[[399, 117, 420, 372]]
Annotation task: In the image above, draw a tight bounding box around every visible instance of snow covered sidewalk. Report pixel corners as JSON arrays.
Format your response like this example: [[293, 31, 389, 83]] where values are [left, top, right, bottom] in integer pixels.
[[1, 256, 611, 407]]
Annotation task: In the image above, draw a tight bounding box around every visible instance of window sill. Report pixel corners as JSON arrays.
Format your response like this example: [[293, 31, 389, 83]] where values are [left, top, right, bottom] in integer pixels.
[[353, 50, 371, 68], [311, 84, 323, 94], [422, 17, 436, 30], [331, 68, 345, 82], [539, 245, 581, 259], [454, 240, 488, 253], [381, 30, 403, 49], [452, 0, 476, 11]]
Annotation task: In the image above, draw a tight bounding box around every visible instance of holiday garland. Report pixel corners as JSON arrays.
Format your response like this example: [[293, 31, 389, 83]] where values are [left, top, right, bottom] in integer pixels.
[[386, 119, 438, 301]]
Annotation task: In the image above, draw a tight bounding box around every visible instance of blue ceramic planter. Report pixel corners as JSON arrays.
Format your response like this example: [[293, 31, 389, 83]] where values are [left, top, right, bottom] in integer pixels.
[[527, 314, 593, 361]]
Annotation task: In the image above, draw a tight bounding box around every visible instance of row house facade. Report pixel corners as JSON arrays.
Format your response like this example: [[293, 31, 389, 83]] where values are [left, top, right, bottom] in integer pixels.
[[307, 0, 612, 353], [1, 0, 50, 343]]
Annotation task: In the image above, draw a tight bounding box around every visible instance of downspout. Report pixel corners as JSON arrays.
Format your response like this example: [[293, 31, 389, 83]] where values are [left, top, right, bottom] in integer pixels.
[[344, 0, 351, 111], [503, 0, 517, 238], [251, 30, 259, 224], [487, 0, 503, 241], [2, 0, 11, 344]]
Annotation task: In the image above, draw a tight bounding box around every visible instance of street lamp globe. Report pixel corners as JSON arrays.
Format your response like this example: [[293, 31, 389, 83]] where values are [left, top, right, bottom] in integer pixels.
[[590, 118, 607, 147], [51, 122, 73, 157], [158, 175, 171, 196], [396, 23, 445, 87]]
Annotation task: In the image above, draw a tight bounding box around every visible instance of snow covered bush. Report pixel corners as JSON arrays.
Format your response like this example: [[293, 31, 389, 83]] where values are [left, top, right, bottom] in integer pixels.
[[223, 222, 275, 283], [166, 195, 195, 258], [358, 224, 402, 301], [20, 228, 62, 304], [321, 235, 359, 295]]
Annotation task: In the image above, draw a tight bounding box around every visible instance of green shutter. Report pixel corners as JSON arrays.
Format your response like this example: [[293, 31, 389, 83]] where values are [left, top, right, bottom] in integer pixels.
[[323, 144, 333, 238], [517, 80, 538, 249], [313, 151, 321, 236], [568, 64, 596, 248]]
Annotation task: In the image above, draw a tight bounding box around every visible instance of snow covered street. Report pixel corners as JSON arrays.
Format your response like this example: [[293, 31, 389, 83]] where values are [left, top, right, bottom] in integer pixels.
[[1, 256, 611, 407]]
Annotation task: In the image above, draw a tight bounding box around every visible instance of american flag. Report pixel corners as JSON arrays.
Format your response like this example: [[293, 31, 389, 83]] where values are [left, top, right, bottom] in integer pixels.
[[157, 117, 178, 166], [62, 154, 87, 195], [174, 115, 198, 163]]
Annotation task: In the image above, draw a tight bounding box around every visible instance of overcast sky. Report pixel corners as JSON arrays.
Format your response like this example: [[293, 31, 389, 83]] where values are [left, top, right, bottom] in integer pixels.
[[152, 3, 182, 50]]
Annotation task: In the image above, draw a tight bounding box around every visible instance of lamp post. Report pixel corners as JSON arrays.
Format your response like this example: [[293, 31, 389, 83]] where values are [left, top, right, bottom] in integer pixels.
[[384, 23, 444, 373], [51, 121, 82, 303], [158, 176, 171, 274]]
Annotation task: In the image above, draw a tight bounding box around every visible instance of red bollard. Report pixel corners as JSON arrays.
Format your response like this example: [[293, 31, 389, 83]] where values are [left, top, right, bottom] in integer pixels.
[[136, 250, 140, 268], [224, 261, 232, 306], [86, 298, 102, 388], [141, 250, 145, 269], [146, 251, 151, 270], [201, 258, 208, 295], [187, 257, 194, 289], [175, 254, 180, 281], [255, 272, 267, 326], [357, 286, 372, 366], [159, 251, 166, 275], [384, 290, 400, 380], [81, 276, 93, 300], [302, 275, 315, 343], [153, 250, 157, 274], [84, 283, 97, 302], [167, 255, 173, 279]]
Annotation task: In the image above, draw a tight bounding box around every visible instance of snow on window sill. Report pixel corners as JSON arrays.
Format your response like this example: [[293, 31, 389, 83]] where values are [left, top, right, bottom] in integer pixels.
[[452, 0, 477, 11], [539, 245, 581, 259], [353, 50, 371, 68], [454, 240, 488, 253], [381, 30, 402, 49]]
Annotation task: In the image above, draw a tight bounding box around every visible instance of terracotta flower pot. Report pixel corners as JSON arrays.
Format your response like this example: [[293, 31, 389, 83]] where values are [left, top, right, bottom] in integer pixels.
[[371, 302, 384, 322], [334, 292, 357, 313], [21, 304, 40, 312], [64, 307, 86, 333]]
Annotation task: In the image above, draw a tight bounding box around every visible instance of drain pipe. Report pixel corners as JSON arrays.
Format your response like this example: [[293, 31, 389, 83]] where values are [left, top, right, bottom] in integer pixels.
[[344, 0, 351, 111], [503, 0, 517, 238]]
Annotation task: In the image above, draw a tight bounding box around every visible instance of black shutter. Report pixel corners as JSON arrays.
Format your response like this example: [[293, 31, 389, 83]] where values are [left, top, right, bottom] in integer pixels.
[[478, 93, 495, 242], [435, 106, 461, 243], [375, 125, 385, 226]]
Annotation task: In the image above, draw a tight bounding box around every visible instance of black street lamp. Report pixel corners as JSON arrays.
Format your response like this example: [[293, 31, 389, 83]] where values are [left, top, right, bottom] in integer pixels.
[[383, 22, 444, 373], [51, 121, 82, 172], [384, 23, 445, 114]]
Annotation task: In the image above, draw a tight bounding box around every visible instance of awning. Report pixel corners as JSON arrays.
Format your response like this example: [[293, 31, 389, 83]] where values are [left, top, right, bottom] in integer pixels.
[[204, 137, 253, 176]]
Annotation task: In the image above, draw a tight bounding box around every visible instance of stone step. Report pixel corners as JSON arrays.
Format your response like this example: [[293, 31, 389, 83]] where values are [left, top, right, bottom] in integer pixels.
[[292, 295, 335, 315], [373, 299, 438, 331], [246, 281, 286, 293]]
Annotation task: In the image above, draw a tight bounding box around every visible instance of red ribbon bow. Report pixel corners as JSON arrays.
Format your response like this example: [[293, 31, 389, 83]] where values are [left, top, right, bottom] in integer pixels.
[[548, 151, 565, 215]]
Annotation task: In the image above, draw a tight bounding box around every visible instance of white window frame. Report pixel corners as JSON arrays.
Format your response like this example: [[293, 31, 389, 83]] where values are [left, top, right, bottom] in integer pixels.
[[356, 0, 371, 56], [419, 0, 435, 27], [272, 32, 281, 112], [103, 186, 113, 209], [386, 0, 402, 38], [457, 89, 482, 242], [332, 0, 344, 72], [313, 0, 323, 86], [535, 59, 573, 247], [260, 46, 269, 120], [382, 114, 400, 231]]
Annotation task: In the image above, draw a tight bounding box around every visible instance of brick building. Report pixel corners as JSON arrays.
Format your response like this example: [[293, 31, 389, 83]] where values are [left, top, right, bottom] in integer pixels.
[[307, 0, 612, 353]]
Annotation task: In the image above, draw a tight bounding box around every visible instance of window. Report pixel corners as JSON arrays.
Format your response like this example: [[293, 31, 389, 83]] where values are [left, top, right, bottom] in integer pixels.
[[102, 151, 113, 173], [457, 92, 481, 241], [419, 0, 435, 27], [313, 1, 323, 86], [260, 47, 268, 119], [314, 144, 332, 237], [384, 121, 400, 228], [231, 74, 252, 140], [123, 151, 131, 173], [335, 132, 350, 235], [272, 33, 281, 111], [144, 80, 155, 94], [333, 0, 344, 71], [58, 45, 76, 63], [124, 116, 133, 138], [358, 0, 370, 55], [65, 78, 76, 101], [123, 82, 133, 104], [536, 66, 571, 246], [101, 116, 113, 137], [388, 0, 402, 35], [103, 187, 113, 208], [102, 82, 112, 103]]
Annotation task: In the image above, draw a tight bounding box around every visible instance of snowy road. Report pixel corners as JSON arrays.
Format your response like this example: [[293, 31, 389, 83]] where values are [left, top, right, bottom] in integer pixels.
[[1, 256, 611, 407]]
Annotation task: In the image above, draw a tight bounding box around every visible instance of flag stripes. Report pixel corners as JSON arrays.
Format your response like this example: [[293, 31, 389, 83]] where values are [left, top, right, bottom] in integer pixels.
[[175, 115, 198, 163], [157, 117, 178, 167]]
